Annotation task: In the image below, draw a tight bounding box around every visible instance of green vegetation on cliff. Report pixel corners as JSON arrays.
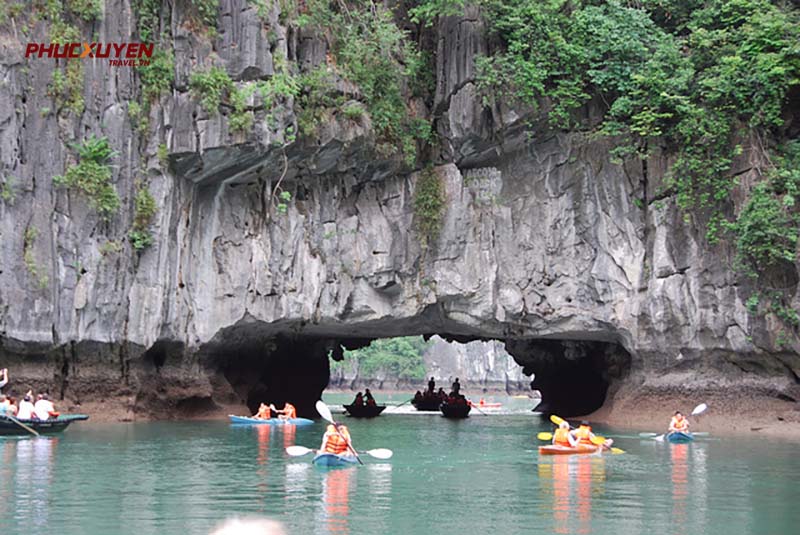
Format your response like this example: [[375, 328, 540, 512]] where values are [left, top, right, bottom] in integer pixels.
[[53, 136, 120, 219], [413, 0, 800, 332], [332, 337, 430, 380]]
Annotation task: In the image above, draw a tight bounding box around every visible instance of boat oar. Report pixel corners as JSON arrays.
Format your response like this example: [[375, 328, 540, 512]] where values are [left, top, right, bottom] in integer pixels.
[[316, 400, 364, 465], [537, 432, 553, 441], [4, 415, 40, 437], [468, 400, 488, 416], [691, 403, 708, 416], [286, 445, 393, 459], [393, 398, 413, 408]]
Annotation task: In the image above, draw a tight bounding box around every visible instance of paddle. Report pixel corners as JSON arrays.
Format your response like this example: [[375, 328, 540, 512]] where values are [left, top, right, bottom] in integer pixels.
[[4, 414, 39, 437], [393, 398, 414, 408], [316, 400, 364, 465], [468, 400, 488, 416], [286, 445, 393, 459]]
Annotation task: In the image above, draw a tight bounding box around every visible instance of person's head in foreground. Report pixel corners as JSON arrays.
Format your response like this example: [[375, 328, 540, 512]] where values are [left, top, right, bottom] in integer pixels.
[[209, 516, 287, 535]]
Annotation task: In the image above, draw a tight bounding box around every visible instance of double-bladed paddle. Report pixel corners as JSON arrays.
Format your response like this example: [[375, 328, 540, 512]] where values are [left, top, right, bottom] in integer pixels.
[[286, 445, 394, 459], [316, 400, 364, 465]]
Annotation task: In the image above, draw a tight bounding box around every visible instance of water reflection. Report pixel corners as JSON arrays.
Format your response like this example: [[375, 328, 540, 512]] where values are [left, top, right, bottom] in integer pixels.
[[671, 444, 689, 528], [10, 438, 59, 530], [539, 455, 606, 534], [321, 468, 355, 534], [283, 425, 296, 451]]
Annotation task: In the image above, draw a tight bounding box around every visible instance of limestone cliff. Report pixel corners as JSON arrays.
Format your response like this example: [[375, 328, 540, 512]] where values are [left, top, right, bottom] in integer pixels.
[[0, 1, 798, 419]]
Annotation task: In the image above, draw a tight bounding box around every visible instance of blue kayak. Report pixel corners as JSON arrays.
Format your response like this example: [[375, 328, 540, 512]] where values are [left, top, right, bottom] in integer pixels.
[[667, 431, 694, 443], [312, 453, 359, 467], [228, 415, 314, 426]]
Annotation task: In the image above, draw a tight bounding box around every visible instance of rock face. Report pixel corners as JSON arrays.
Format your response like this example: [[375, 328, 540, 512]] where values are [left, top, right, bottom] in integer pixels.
[[0, 1, 798, 419]]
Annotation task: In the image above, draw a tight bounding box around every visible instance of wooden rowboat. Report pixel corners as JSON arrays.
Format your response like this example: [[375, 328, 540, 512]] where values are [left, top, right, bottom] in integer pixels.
[[0, 414, 89, 436], [343, 404, 386, 418], [440, 402, 471, 418]]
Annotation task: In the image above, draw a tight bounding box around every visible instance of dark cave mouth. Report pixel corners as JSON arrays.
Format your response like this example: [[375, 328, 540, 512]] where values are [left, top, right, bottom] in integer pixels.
[[193, 325, 633, 419]]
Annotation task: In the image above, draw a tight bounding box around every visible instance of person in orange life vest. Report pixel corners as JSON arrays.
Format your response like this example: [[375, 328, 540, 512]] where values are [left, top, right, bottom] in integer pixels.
[[254, 403, 272, 420], [319, 424, 354, 455], [552, 421, 578, 447], [276, 402, 297, 421], [669, 411, 689, 433], [572, 421, 613, 448]]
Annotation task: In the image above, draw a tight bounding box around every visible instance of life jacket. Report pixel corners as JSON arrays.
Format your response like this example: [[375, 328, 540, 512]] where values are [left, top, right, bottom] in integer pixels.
[[323, 426, 351, 455], [574, 425, 593, 445], [553, 428, 572, 447], [671, 416, 688, 431]]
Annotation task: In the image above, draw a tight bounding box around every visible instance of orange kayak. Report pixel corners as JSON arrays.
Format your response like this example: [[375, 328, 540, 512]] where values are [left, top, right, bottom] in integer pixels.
[[538, 444, 599, 455]]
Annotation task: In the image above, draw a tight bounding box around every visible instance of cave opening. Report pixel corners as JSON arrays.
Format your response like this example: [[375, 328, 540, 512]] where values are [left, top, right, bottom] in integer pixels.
[[198, 325, 632, 419]]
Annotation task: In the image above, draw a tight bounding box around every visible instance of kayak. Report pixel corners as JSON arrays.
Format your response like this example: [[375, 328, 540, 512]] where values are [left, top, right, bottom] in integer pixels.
[[667, 431, 694, 443], [539, 444, 599, 455], [228, 415, 314, 426], [468, 400, 502, 409], [312, 452, 359, 467]]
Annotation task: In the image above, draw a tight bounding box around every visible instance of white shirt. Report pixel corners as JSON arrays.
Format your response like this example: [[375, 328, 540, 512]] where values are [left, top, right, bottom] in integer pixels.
[[17, 400, 35, 420], [34, 399, 55, 420]]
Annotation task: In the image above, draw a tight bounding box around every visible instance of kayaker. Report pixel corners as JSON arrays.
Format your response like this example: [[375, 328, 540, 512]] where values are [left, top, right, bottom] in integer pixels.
[[17, 392, 35, 420], [34, 393, 57, 420], [254, 403, 272, 419], [572, 421, 613, 448], [364, 389, 376, 406], [319, 424, 354, 455], [277, 402, 297, 421], [552, 421, 578, 447], [668, 411, 690, 433]]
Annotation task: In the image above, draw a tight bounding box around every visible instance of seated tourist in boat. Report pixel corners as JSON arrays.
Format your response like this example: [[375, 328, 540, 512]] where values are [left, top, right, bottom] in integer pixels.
[[34, 393, 57, 420], [364, 389, 376, 406], [552, 421, 578, 447], [276, 402, 297, 421], [571, 421, 613, 448], [413, 391, 423, 403], [437, 388, 447, 400], [668, 411, 689, 433], [254, 403, 272, 420], [319, 424, 354, 455], [17, 392, 35, 420], [352, 392, 364, 406], [6, 396, 18, 416]]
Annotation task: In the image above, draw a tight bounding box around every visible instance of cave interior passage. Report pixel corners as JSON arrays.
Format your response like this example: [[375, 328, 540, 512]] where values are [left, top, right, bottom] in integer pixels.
[[201, 328, 632, 419]]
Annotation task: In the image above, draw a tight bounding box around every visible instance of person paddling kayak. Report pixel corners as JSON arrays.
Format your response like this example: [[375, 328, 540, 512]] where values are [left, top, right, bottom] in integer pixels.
[[319, 424, 354, 455], [552, 421, 578, 447], [669, 411, 690, 433], [572, 421, 613, 449], [276, 402, 297, 422]]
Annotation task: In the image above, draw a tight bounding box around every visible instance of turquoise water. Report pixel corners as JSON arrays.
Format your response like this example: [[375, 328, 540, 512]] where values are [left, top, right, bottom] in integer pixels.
[[1, 394, 799, 535]]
